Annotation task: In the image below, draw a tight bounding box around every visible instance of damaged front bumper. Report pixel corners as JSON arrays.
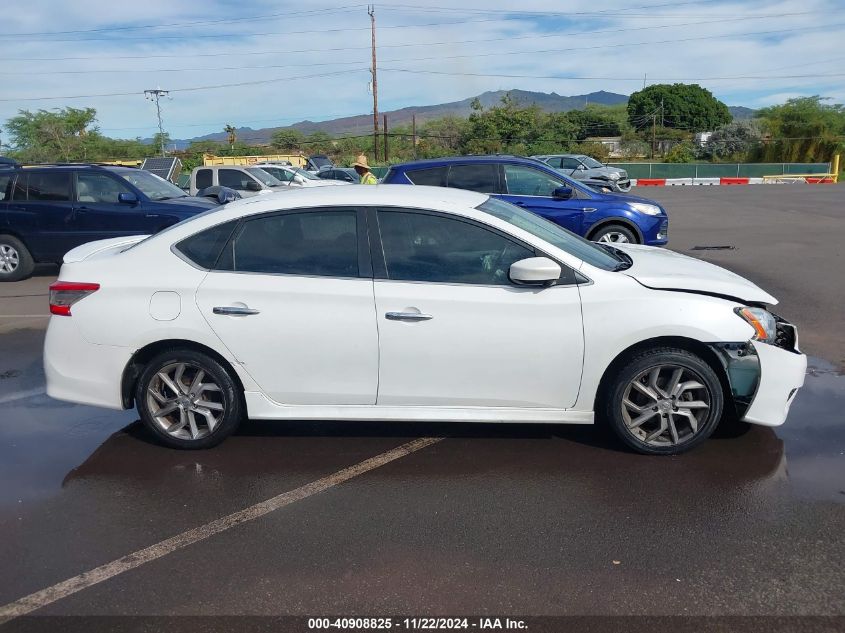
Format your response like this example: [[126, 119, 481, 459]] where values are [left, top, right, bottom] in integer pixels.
[[711, 318, 807, 427]]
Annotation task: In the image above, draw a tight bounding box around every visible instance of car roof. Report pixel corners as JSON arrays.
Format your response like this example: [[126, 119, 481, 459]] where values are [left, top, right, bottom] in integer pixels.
[[389, 155, 547, 170]]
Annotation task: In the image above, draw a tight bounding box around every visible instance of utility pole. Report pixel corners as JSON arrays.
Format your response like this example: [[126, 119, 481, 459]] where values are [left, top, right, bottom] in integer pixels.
[[652, 111, 657, 159], [383, 114, 389, 163], [144, 88, 169, 157], [412, 114, 417, 160], [368, 5, 379, 162], [643, 73, 647, 90]]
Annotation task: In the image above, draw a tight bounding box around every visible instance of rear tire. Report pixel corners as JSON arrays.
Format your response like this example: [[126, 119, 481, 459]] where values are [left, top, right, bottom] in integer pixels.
[[0, 235, 34, 282], [135, 349, 244, 449], [591, 224, 638, 244], [600, 347, 724, 455]]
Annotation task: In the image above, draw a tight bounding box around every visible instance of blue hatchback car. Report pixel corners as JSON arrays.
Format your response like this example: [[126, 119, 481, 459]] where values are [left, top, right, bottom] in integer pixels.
[[382, 156, 668, 246], [0, 164, 218, 281]]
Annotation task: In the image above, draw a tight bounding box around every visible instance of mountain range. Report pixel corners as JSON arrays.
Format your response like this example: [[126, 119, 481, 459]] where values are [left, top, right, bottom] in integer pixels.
[[164, 89, 755, 148]]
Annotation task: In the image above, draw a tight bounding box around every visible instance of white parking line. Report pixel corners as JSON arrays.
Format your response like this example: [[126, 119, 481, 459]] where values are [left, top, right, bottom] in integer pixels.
[[0, 388, 46, 405], [0, 436, 442, 622]]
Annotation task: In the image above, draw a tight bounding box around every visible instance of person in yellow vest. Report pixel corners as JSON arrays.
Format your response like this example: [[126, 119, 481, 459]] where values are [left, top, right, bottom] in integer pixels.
[[352, 154, 378, 185]]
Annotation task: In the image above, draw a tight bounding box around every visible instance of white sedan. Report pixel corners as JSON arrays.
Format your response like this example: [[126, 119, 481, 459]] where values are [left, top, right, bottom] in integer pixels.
[[43, 186, 806, 455]]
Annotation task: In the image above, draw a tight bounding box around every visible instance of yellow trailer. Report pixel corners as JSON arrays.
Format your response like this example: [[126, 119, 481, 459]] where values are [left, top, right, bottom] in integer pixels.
[[202, 153, 307, 168]]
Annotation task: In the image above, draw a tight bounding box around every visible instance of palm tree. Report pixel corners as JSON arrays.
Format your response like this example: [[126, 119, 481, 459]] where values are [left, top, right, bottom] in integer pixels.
[[224, 124, 237, 150]]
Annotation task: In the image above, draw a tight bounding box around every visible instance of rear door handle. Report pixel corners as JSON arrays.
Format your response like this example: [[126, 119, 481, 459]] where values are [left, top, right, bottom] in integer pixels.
[[213, 306, 260, 316], [145, 213, 160, 218], [385, 311, 433, 321]]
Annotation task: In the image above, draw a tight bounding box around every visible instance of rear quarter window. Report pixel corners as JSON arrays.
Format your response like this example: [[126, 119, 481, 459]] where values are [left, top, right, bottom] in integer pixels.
[[174, 220, 239, 269]]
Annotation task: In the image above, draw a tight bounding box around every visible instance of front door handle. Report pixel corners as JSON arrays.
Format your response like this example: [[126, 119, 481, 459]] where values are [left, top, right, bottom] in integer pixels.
[[582, 207, 597, 212], [213, 306, 260, 316], [514, 201, 526, 206], [385, 311, 433, 321]]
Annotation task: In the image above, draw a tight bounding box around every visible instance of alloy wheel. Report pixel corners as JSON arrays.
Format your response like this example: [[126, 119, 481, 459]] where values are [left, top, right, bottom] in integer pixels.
[[0, 244, 19, 273], [620, 364, 712, 447], [597, 232, 631, 244], [145, 362, 225, 440]]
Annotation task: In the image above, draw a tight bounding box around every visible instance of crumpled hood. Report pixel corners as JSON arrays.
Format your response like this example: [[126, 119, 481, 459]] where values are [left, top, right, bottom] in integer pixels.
[[614, 244, 777, 305]]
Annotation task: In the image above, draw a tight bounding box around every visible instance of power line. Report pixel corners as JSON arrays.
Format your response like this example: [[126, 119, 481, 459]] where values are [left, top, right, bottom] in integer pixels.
[[380, 68, 845, 82], [0, 69, 366, 102]]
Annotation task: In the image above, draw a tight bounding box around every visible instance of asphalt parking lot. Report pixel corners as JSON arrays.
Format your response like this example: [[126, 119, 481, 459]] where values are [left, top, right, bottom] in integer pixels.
[[0, 185, 843, 629]]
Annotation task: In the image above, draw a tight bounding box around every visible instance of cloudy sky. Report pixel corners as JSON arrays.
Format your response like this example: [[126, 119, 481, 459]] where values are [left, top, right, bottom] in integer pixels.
[[1, 0, 843, 143]]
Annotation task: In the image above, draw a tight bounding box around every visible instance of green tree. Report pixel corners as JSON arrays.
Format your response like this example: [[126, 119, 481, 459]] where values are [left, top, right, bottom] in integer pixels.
[[460, 93, 546, 155], [664, 141, 696, 163], [271, 128, 305, 151], [5, 107, 98, 162], [304, 131, 333, 154], [627, 84, 731, 133], [702, 120, 762, 160], [566, 106, 622, 140], [753, 96, 845, 163]]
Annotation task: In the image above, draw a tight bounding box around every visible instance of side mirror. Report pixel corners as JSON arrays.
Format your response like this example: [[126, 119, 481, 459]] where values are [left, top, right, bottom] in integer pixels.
[[293, 175, 306, 185], [118, 192, 138, 204], [509, 257, 562, 286], [577, 164, 587, 171], [552, 186, 573, 200], [217, 187, 239, 204], [245, 180, 262, 191]]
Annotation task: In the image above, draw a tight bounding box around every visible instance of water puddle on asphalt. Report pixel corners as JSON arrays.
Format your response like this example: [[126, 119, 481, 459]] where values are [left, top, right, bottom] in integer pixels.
[[0, 355, 843, 512]]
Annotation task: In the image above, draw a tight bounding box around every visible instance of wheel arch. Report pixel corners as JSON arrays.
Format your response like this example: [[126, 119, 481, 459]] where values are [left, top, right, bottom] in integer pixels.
[[593, 335, 732, 414], [586, 216, 644, 243], [121, 338, 246, 409]]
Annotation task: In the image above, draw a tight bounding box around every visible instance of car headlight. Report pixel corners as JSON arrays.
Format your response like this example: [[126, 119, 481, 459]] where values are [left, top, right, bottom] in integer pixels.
[[735, 307, 777, 343], [608, 172, 621, 180], [629, 202, 662, 216]]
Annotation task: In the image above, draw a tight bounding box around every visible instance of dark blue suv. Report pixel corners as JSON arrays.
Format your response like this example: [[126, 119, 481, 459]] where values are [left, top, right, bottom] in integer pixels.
[[0, 164, 218, 281], [382, 156, 668, 246]]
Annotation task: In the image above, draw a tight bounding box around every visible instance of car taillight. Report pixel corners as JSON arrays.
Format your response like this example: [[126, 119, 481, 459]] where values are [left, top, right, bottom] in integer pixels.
[[49, 282, 100, 316]]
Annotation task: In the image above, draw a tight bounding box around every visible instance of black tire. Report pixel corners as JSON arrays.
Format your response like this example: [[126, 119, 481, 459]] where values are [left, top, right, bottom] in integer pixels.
[[600, 347, 724, 455], [135, 348, 244, 449], [0, 234, 35, 282], [591, 224, 639, 244]]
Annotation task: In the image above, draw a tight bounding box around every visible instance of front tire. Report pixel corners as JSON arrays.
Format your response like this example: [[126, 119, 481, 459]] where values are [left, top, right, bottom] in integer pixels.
[[135, 349, 244, 449], [0, 235, 34, 282], [591, 224, 638, 244], [601, 347, 724, 455]]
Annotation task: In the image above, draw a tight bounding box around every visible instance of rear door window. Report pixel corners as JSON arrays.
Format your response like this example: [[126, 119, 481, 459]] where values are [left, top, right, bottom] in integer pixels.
[[221, 210, 359, 277], [0, 173, 11, 201], [447, 164, 498, 193], [406, 166, 447, 187], [25, 172, 72, 201]]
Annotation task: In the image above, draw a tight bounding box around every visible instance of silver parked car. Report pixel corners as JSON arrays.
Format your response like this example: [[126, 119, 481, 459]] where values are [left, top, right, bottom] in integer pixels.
[[532, 154, 631, 192]]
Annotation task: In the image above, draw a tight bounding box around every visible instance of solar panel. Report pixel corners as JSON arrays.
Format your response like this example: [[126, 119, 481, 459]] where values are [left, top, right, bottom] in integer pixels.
[[141, 157, 182, 182]]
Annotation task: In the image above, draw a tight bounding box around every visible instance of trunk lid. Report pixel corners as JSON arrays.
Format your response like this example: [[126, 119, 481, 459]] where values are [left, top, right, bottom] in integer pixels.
[[63, 235, 149, 263]]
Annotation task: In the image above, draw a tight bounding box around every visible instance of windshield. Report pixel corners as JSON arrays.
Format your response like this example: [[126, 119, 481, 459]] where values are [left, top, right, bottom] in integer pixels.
[[581, 156, 604, 169], [246, 168, 283, 187], [294, 168, 320, 181], [477, 197, 624, 271], [116, 169, 186, 200]]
